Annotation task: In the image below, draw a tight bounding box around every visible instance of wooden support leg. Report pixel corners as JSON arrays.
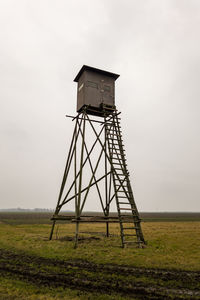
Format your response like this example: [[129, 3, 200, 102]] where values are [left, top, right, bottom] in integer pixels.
[[106, 222, 109, 237], [49, 220, 56, 240], [74, 221, 79, 249]]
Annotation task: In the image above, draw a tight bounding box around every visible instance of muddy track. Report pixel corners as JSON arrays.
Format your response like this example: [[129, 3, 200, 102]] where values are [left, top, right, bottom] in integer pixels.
[[0, 248, 200, 299]]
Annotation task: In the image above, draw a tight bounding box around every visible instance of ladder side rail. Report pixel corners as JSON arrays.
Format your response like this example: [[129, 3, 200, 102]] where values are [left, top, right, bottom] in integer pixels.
[[114, 113, 146, 245], [106, 130, 125, 247], [106, 114, 127, 247], [106, 127, 132, 202], [111, 112, 145, 247]]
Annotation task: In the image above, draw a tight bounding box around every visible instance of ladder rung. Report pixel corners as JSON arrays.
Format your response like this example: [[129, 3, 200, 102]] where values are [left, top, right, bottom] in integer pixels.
[[108, 148, 125, 152], [111, 158, 125, 161], [112, 163, 127, 166], [115, 187, 128, 190], [111, 157, 126, 162], [115, 174, 128, 176], [109, 126, 121, 129], [112, 152, 126, 156], [112, 159, 126, 163], [117, 196, 130, 198], [110, 152, 125, 155], [111, 151, 125, 154], [121, 219, 141, 222], [118, 202, 130, 204], [112, 157, 126, 160], [111, 131, 121, 134], [108, 133, 121, 136], [108, 143, 125, 151], [122, 234, 137, 236], [112, 145, 124, 148], [111, 143, 124, 146], [108, 134, 122, 137], [120, 214, 132, 217], [109, 132, 122, 135], [108, 138, 122, 141], [111, 152, 125, 155], [109, 138, 122, 141], [123, 241, 142, 244], [115, 177, 128, 180], [113, 165, 127, 168], [123, 227, 139, 230], [108, 143, 123, 146]]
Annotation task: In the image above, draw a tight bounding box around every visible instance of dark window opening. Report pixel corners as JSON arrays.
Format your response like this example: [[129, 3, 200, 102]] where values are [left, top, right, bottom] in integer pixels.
[[86, 81, 98, 89], [104, 85, 111, 92]]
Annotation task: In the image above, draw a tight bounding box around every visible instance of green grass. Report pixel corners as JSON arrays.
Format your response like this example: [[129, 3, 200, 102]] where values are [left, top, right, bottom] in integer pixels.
[[0, 276, 127, 300], [0, 214, 200, 299], [0, 221, 199, 271]]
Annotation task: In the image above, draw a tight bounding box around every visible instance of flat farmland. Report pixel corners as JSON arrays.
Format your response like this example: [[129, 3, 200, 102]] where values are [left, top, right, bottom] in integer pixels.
[[0, 212, 200, 299]]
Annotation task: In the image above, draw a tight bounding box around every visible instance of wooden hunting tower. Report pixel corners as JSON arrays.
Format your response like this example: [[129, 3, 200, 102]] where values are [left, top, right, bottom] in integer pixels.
[[50, 65, 146, 249], [74, 65, 119, 116]]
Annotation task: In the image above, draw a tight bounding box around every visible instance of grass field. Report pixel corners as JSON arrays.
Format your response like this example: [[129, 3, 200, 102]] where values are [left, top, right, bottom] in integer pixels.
[[0, 212, 200, 299]]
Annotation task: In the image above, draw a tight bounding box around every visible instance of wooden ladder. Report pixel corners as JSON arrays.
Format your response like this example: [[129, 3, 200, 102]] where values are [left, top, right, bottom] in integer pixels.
[[106, 111, 145, 248]]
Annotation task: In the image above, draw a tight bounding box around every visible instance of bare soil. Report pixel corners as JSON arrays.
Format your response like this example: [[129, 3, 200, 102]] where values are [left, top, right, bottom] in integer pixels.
[[0, 248, 200, 299]]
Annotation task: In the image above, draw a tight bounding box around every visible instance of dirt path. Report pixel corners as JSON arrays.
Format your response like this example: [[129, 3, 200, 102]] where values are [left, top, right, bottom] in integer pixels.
[[0, 248, 200, 299]]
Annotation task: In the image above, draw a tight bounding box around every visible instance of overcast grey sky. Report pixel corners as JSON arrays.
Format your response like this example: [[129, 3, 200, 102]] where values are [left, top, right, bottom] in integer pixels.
[[0, 0, 199, 211]]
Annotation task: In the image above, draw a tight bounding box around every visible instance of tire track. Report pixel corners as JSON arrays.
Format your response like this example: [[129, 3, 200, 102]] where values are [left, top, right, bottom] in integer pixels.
[[0, 248, 200, 299]]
